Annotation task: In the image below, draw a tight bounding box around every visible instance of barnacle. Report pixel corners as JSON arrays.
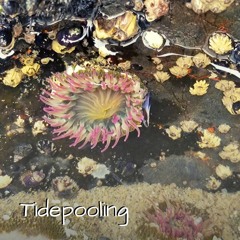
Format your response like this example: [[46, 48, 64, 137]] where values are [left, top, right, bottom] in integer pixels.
[[32, 120, 47, 136], [218, 124, 231, 133], [206, 176, 221, 190], [14, 116, 25, 128], [189, 80, 209, 96], [180, 120, 198, 133], [176, 56, 193, 69], [21, 63, 40, 77], [169, 66, 189, 78], [76, 157, 97, 176], [197, 130, 221, 148], [215, 80, 235, 92], [2, 67, 23, 87], [209, 33, 233, 55], [0, 175, 12, 189], [144, 0, 169, 22], [153, 71, 170, 83], [192, 53, 211, 68], [219, 142, 240, 163], [165, 125, 182, 140], [221, 88, 240, 115], [215, 164, 232, 179]]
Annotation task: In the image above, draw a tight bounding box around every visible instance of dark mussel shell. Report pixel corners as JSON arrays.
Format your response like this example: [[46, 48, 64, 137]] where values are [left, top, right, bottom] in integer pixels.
[[35, 32, 52, 49], [69, 0, 98, 19], [56, 26, 87, 47], [0, 28, 13, 48], [230, 42, 240, 65], [35, 2, 66, 27], [2, 0, 21, 16], [232, 101, 240, 114]]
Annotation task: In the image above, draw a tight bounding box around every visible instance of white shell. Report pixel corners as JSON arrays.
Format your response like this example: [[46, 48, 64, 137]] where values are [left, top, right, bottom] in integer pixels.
[[142, 30, 169, 51]]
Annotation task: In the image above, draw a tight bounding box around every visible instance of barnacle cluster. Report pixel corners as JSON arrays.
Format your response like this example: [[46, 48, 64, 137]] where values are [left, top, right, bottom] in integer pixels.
[[219, 142, 240, 163], [186, 0, 235, 14], [180, 120, 198, 133], [215, 80, 240, 115], [197, 130, 221, 148]]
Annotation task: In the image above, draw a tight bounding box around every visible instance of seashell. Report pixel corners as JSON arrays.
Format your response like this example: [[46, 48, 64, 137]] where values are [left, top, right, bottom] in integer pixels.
[[56, 26, 87, 47], [52, 176, 79, 199], [20, 170, 45, 188], [2, 0, 21, 16], [36, 139, 57, 156], [142, 30, 167, 51]]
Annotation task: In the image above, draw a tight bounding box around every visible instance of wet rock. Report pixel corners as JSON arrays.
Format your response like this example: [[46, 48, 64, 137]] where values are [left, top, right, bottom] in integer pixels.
[[13, 143, 33, 162]]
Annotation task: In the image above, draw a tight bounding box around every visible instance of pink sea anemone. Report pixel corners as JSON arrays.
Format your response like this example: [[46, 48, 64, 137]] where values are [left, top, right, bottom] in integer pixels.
[[40, 65, 147, 152], [142, 202, 211, 240]]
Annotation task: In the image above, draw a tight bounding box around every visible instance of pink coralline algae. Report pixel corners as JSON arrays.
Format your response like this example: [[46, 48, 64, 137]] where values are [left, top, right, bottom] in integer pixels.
[[40, 66, 147, 152]]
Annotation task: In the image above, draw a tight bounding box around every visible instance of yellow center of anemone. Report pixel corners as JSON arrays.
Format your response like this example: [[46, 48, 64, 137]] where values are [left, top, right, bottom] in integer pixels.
[[75, 88, 125, 123]]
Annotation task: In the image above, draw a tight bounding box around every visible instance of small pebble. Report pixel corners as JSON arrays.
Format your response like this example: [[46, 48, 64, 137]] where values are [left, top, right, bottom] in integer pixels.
[[150, 162, 157, 168]]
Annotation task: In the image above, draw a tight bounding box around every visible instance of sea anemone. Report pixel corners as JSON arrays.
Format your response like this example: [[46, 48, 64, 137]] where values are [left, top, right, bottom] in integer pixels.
[[138, 201, 212, 240], [40, 65, 147, 152]]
